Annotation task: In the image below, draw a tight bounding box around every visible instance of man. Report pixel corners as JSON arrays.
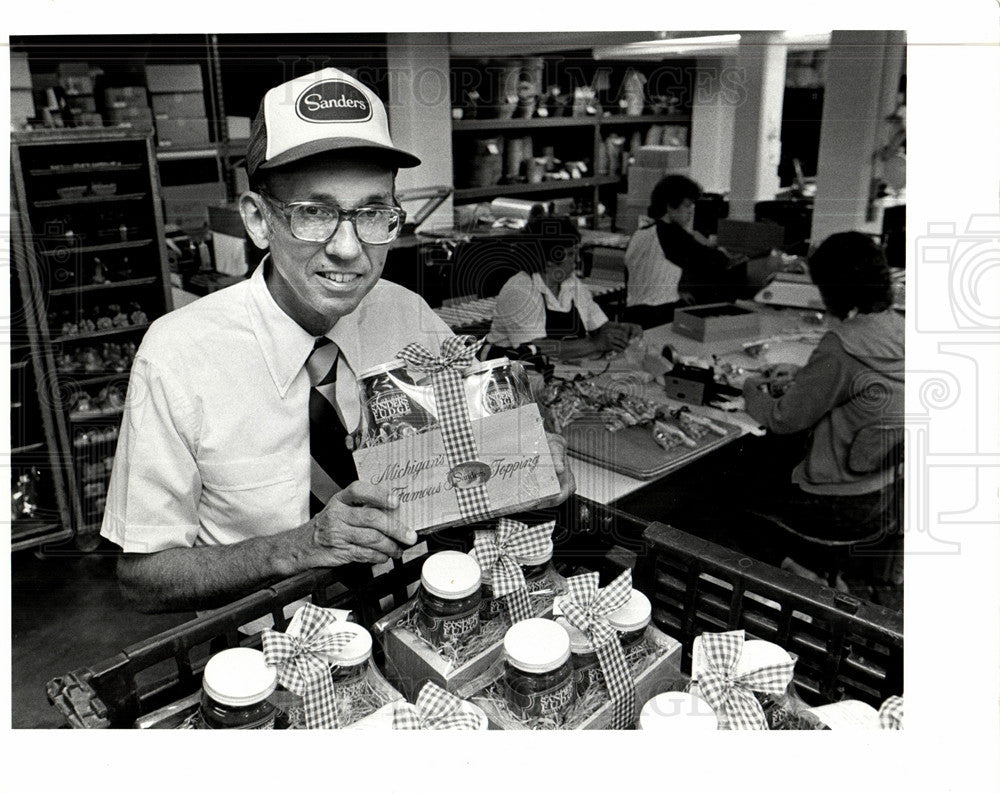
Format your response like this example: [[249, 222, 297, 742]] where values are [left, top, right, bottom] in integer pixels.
[[101, 67, 572, 613]]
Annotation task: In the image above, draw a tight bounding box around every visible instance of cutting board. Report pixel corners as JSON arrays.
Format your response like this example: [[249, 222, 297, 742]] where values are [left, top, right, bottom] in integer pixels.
[[563, 412, 742, 480]]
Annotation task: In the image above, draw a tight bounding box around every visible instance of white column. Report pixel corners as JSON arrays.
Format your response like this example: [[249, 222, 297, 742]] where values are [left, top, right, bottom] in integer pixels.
[[811, 30, 906, 243], [386, 33, 453, 231], [727, 32, 787, 220], [689, 56, 737, 195]]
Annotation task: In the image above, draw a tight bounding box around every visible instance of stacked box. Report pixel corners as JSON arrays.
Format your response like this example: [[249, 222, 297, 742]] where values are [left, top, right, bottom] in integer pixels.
[[145, 64, 211, 149], [104, 85, 152, 131], [615, 145, 690, 230], [161, 182, 227, 230]]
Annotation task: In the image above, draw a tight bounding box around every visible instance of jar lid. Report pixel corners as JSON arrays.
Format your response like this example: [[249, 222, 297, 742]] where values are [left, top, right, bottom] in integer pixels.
[[202, 648, 277, 707], [639, 692, 718, 730], [555, 616, 595, 654], [421, 551, 482, 599], [462, 357, 510, 376], [504, 618, 571, 673], [735, 640, 794, 676], [319, 621, 373, 667], [514, 539, 553, 567], [606, 589, 651, 633]]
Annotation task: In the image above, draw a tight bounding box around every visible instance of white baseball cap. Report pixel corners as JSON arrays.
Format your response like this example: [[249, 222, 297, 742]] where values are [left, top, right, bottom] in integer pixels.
[[246, 67, 420, 178]]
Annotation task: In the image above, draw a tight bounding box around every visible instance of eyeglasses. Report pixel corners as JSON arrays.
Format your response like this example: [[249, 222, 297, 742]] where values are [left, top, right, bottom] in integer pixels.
[[258, 190, 406, 245]]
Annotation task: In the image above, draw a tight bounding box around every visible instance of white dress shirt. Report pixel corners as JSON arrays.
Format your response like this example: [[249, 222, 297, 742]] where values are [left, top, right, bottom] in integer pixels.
[[624, 224, 684, 307], [487, 272, 608, 347], [100, 260, 453, 553]]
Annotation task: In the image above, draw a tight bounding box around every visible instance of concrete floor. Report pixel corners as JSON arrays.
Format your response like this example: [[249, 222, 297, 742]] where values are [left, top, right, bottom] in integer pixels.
[[11, 542, 195, 729]]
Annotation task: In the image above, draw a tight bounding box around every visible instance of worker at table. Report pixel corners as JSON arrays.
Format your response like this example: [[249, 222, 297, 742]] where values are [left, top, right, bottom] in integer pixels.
[[739, 231, 904, 574], [488, 215, 640, 359], [623, 174, 739, 328]]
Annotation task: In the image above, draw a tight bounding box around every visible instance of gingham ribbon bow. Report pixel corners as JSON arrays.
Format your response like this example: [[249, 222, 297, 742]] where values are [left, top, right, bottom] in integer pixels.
[[261, 604, 354, 729], [391, 681, 483, 730], [561, 570, 636, 730], [469, 518, 555, 624], [696, 630, 796, 731], [878, 695, 903, 730], [396, 336, 491, 523]]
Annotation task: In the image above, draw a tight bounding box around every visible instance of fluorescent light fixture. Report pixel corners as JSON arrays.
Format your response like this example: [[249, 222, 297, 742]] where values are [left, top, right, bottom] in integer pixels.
[[593, 31, 830, 60]]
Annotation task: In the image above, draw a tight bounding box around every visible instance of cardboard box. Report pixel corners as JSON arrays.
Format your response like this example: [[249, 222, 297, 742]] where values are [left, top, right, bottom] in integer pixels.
[[634, 145, 690, 169], [379, 598, 555, 702], [353, 402, 560, 534], [156, 117, 211, 148], [106, 105, 152, 125], [145, 63, 204, 93], [11, 52, 32, 90], [474, 625, 683, 729], [104, 86, 148, 108], [11, 89, 36, 125], [227, 115, 252, 140], [672, 302, 762, 343], [151, 92, 207, 119]]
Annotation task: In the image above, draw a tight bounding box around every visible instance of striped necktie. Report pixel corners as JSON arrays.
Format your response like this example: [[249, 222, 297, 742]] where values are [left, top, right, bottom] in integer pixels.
[[306, 337, 358, 517]]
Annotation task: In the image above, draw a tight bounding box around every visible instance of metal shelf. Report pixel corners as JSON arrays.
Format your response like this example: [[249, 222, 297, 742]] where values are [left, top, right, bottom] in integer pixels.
[[454, 175, 621, 202], [49, 276, 160, 297], [40, 239, 153, 257], [11, 520, 74, 553], [29, 163, 144, 177], [33, 192, 147, 209], [11, 442, 45, 455], [51, 322, 150, 345]]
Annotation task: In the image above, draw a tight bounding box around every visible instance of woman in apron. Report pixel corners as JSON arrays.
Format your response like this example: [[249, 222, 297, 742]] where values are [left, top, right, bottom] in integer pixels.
[[487, 216, 639, 359]]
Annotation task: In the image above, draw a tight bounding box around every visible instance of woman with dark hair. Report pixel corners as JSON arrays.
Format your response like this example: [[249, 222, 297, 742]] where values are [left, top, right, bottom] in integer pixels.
[[738, 231, 904, 579], [623, 173, 734, 328], [488, 216, 639, 359]]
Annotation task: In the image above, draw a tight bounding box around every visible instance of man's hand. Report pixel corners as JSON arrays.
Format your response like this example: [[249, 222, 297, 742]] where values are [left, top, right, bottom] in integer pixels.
[[593, 322, 632, 353], [310, 482, 418, 566], [536, 432, 576, 509]]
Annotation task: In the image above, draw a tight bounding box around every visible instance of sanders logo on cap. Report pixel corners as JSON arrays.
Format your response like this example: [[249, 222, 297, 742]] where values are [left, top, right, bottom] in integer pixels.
[[296, 79, 372, 123]]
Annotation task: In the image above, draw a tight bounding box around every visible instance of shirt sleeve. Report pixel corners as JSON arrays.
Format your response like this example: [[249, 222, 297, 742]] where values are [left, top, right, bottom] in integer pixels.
[[742, 334, 851, 435], [489, 274, 545, 347], [100, 355, 203, 553], [574, 279, 609, 332]]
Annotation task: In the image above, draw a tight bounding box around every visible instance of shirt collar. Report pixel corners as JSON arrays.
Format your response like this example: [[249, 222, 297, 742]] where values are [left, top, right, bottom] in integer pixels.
[[246, 255, 319, 398]]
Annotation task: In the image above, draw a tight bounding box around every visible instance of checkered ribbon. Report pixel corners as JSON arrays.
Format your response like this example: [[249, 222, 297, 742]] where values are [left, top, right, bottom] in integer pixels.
[[879, 695, 903, 730], [469, 518, 555, 624], [391, 681, 483, 730], [560, 569, 636, 730], [696, 630, 796, 731], [261, 604, 355, 729], [396, 335, 491, 523]]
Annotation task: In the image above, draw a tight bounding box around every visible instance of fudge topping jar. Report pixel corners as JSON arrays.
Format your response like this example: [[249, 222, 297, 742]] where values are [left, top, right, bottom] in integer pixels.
[[417, 551, 483, 645], [316, 622, 373, 701], [200, 647, 278, 729], [502, 618, 577, 720], [556, 616, 604, 691], [480, 540, 554, 619], [606, 588, 652, 665]]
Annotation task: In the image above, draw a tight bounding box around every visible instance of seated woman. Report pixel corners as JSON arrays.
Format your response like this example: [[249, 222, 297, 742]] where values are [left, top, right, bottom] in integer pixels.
[[739, 231, 904, 580], [623, 173, 737, 329], [488, 216, 639, 359]]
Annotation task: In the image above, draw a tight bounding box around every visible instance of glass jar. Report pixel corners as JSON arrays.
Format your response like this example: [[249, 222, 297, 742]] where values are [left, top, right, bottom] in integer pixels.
[[502, 618, 577, 720], [317, 622, 373, 701], [556, 616, 605, 692], [479, 541, 554, 620], [606, 589, 652, 667], [417, 551, 482, 645], [199, 647, 278, 729]]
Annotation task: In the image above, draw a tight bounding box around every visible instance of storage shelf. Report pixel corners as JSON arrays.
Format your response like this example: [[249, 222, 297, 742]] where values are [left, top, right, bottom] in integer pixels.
[[11, 520, 73, 553], [597, 114, 691, 126], [49, 276, 160, 297], [57, 371, 132, 388], [156, 145, 220, 161], [40, 239, 153, 257], [52, 322, 150, 345], [33, 192, 147, 208], [454, 175, 621, 202], [69, 408, 124, 423], [452, 114, 691, 132], [29, 163, 144, 177]]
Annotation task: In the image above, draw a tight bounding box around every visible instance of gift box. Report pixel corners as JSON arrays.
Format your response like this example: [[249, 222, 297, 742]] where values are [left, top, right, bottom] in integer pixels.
[[376, 593, 556, 703], [351, 339, 561, 534], [469, 623, 682, 729], [672, 303, 761, 343]]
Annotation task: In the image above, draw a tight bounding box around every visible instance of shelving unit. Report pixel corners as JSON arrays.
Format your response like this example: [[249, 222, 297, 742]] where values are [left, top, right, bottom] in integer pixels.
[[10, 128, 173, 550]]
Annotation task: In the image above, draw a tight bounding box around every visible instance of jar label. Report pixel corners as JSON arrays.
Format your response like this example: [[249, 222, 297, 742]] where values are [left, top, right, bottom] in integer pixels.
[[504, 675, 577, 719], [419, 601, 481, 641]]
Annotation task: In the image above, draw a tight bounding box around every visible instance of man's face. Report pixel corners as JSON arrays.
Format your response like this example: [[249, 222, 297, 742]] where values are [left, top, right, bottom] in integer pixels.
[[256, 155, 395, 335]]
